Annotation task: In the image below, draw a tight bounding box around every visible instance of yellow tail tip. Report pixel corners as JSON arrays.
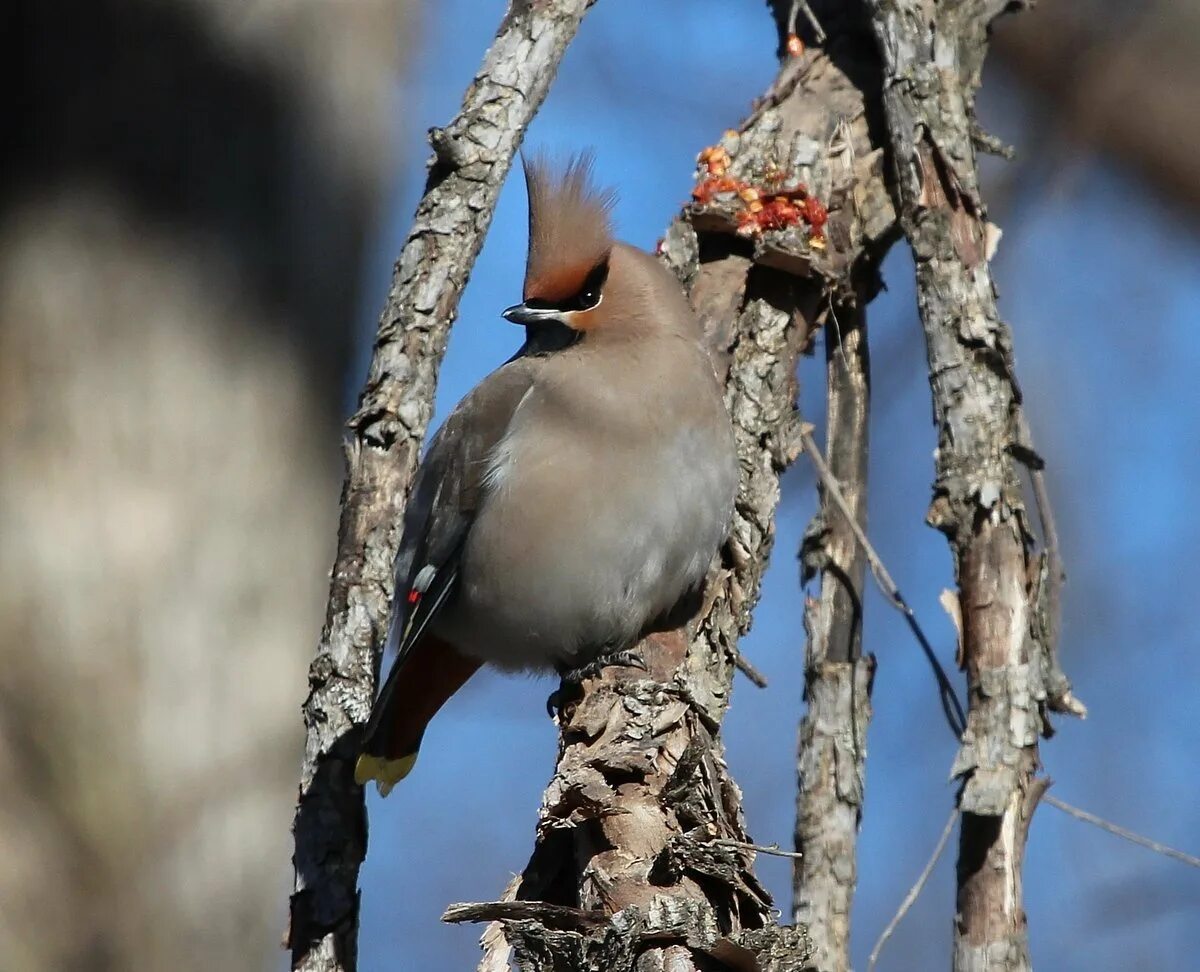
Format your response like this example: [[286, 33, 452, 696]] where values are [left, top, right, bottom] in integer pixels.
[[354, 752, 418, 796]]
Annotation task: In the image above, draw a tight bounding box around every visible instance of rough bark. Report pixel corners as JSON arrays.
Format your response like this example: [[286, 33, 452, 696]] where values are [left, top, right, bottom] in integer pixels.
[[446, 27, 897, 972], [862, 1, 1078, 969], [793, 301, 873, 972], [287, 3, 595, 970]]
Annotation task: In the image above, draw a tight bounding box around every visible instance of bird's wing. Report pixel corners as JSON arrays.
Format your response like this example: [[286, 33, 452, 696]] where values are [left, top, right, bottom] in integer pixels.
[[356, 360, 535, 790]]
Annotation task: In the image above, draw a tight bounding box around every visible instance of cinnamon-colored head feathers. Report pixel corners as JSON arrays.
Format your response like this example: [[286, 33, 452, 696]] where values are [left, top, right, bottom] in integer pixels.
[[522, 152, 616, 304]]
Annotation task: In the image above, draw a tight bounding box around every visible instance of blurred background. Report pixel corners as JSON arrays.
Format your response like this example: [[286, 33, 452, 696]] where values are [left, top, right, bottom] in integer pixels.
[[5, 1, 1198, 970]]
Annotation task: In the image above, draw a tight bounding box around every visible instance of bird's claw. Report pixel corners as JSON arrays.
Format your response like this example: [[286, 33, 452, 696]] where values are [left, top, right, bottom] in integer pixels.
[[545, 648, 648, 720]]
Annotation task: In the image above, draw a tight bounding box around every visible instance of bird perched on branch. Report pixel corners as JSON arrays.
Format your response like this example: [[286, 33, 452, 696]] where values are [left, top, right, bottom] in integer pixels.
[[355, 153, 739, 795]]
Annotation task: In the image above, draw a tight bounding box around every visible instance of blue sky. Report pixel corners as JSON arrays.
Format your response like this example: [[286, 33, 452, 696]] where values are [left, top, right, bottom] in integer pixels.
[[349, 3, 1200, 969]]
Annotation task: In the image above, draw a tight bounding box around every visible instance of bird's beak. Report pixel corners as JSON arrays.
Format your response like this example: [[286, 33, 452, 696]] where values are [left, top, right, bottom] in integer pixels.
[[502, 303, 565, 327]]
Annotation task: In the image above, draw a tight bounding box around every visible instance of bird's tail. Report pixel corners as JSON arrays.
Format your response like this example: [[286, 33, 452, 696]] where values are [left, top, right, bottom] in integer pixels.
[[355, 635, 481, 796]]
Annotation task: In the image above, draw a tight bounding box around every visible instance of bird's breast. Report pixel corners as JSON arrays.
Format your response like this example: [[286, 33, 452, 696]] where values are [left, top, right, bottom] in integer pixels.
[[444, 400, 736, 672]]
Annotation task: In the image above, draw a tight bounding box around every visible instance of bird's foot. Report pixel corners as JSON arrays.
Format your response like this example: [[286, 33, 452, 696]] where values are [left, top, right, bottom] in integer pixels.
[[545, 648, 648, 720]]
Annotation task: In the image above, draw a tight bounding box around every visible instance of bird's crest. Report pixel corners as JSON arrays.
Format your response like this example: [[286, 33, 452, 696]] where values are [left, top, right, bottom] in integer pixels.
[[522, 151, 616, 305]]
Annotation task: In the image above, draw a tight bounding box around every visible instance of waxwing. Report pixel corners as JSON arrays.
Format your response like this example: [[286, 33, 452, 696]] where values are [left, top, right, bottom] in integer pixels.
[[356, 153, 739, 794]]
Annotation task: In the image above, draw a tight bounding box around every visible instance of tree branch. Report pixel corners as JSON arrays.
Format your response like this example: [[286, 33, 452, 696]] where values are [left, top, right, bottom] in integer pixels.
[[793, 298, 873, 972], [1015, 410, 1086, 720], [286, 3, 595, 969], [862, 1, 1081, 969]]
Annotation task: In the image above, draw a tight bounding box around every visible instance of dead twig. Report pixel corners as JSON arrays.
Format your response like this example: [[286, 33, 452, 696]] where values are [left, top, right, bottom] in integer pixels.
[[1045, 795, 1200, 870], [788, 0, 827, 45], [735, 652, 770, 688], [866, 807, 960, 972], [715, 839, 805, 861]]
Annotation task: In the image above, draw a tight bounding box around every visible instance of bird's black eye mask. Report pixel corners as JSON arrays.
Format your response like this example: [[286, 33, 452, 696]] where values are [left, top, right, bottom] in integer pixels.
[[525, 259, 609, 315], [509, 258, 609, 359]]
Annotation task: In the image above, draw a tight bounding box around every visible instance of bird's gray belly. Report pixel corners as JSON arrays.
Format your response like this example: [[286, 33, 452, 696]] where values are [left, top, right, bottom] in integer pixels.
[[437, 432, 732, 672]]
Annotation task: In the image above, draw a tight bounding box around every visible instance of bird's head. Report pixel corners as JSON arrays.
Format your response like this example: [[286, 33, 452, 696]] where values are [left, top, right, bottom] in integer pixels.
[[503, 152, 618, 347], [504, 152, 698, 351]]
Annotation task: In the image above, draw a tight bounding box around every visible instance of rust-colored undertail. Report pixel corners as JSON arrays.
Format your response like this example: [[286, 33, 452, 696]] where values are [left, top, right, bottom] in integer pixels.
[[355, 635, 481, 796]]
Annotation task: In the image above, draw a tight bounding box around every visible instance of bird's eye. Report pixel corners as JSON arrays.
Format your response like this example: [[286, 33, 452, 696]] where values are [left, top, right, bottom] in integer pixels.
[[569, 260, 608, 312]]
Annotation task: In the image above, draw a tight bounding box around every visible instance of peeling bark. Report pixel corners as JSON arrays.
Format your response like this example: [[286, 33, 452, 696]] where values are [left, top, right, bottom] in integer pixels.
[[862, 1, 1079, 968], [287, 3, 595, 970]]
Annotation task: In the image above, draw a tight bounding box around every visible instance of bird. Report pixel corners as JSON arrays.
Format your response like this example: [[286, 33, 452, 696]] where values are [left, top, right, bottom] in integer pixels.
[[355, 153, 739, 795]]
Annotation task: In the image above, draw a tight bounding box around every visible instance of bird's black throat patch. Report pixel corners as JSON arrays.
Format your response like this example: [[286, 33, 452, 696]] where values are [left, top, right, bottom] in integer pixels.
[[513, 318, 583, 358]]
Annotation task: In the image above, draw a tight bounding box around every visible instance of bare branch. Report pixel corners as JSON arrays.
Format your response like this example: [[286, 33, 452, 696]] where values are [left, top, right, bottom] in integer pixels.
[[793, 299, 874, 972], [1015, 410, 1088, 719], [787, 0, 828, 45], [287, 3, 595, 969], [1045, 796, 1200, 871], [715, 839, 806, 861], [735, 652, 771, 689], [862, 0, 1079, 968]]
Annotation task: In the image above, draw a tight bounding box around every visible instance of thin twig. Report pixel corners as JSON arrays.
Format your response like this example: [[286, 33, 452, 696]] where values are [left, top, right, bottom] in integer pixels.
[[798, 421, 967, 738], [735, 651, 770, 688], [788, 0, 827, 44], [1045, 795, 1200, 870], [867, 807, 960, 972], [715, 839, 805, 861]]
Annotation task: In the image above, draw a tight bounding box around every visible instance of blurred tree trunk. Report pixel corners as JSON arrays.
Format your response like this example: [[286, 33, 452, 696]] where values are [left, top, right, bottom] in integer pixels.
[[0, 2, 408, 969], [992, 1, 1200, 215]]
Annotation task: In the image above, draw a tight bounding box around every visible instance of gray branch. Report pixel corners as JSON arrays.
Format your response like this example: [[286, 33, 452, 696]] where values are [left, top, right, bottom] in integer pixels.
[[286, 3, 595, 970], [862, 1, 1081, 969], [793, 299, 873, 972], [767, 9, 890, 969]]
